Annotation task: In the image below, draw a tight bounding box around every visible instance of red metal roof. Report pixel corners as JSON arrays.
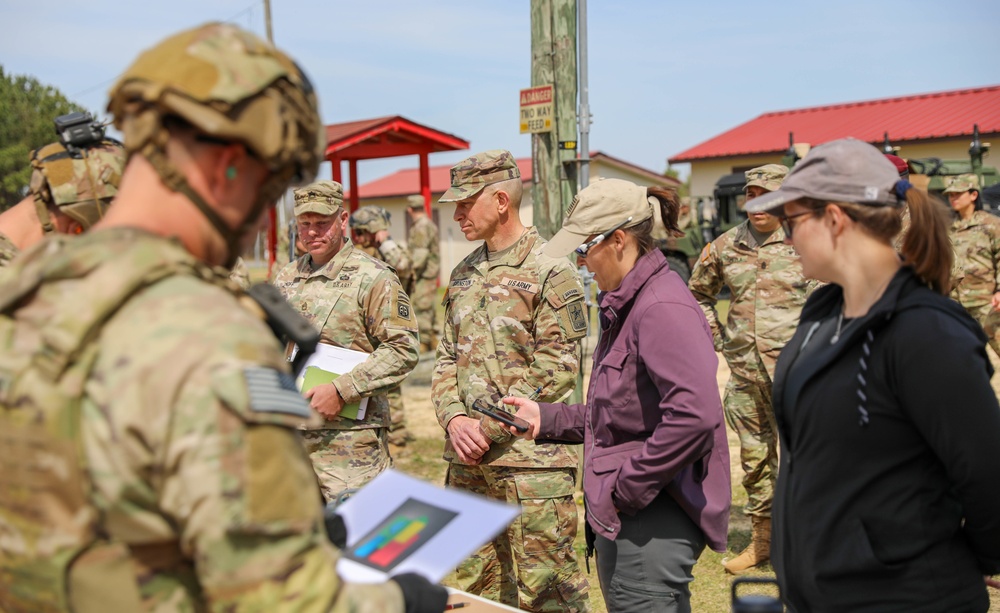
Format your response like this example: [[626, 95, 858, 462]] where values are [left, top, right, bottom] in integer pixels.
[[669, 85, 1000, 163], [325, 115, 469, 160], [348, 152, 677, 199]]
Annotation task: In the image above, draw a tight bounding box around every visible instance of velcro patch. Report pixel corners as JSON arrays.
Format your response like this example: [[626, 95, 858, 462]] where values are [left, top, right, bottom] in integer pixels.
[[244, 367, 311, 419], [391, 288, 416, 326], [567, 302, 588, 333], [450, 279, 474, 289], [500, 277, 540, 294]]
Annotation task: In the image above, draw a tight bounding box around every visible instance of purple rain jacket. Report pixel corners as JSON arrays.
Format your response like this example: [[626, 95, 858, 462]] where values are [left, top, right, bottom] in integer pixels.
[[537, 249, 731, 551]]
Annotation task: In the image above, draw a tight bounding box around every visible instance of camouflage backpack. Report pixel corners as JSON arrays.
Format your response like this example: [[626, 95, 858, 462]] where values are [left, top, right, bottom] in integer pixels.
[[0, 234, 200, 612]]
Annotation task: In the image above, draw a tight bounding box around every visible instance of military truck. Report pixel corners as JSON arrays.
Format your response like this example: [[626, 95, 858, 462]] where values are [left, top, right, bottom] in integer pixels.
[[904, 125, 1000, 213]]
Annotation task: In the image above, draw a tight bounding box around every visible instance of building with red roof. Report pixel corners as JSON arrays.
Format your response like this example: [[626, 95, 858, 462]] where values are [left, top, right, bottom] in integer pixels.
[[669, 85, 1000, 198]]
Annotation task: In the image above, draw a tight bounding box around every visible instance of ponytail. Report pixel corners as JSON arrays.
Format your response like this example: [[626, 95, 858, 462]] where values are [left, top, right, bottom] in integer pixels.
[[899, 188, 952, 294], [648, 186, 684, 239]]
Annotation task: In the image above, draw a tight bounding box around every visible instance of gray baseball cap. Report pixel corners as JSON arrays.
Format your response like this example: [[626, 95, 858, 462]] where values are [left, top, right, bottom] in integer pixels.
[[744, 138, 902, 214]]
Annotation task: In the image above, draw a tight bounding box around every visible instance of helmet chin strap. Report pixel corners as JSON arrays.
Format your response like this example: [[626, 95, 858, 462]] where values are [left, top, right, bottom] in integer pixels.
[[142, 141, 248, 269]]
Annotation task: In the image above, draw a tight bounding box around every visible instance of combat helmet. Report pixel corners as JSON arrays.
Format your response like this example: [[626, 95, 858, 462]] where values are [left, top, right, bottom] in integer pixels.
[[29, 138, 126, 233], [350, 205, 391, 233], [106, 22, 323, 264]]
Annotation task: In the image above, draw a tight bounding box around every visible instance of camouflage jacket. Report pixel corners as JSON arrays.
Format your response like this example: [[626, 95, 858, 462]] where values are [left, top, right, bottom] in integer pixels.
[[357, 238, 413, 288], [950, 210, 1000, 310], [0, 232, 18, 268], [274, 242, 419, 430], [432, 227, 586, 468], [408, 215, 440, 281], [229, 255, 251, 289], [688, 221, 816, 380], [0, 229, 404, 612]]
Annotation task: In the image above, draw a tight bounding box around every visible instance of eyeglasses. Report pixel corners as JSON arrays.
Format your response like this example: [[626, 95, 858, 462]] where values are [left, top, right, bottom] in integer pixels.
[[780, 211, 814, 239], [575, 217, 633, 257]]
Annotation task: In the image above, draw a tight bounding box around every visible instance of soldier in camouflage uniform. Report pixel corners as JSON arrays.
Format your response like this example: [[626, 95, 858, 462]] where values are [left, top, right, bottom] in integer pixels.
[[0, 23, 445, 613], [0, 136, 125, 267], [349, 204, 414, 449], [688, 164, 817, 574], [946, 174, 1000, 354], [275, 184, 420, 499], [432, 150, 590, 612], [406, 194, 442, 352]]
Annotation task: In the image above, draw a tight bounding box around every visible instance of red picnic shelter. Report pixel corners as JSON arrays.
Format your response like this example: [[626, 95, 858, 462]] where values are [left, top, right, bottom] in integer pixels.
[[325, 116, 470, 215]]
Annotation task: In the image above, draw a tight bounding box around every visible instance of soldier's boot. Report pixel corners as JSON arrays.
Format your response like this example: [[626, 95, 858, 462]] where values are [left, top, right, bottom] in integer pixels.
[[723, 516, 771, 575]]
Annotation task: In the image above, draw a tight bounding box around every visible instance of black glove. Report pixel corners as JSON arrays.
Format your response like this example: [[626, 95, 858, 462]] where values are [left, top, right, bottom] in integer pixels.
[[391, 572, 448, 613], [323, 506, 348, 550]]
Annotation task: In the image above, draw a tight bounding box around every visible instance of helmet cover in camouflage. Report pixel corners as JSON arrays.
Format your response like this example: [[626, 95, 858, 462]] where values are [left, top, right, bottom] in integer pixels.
[[350, 205, 391, 233], [293, 180, 344, 217], [108, 23, 322, 186], [744, 164, 789, 193], [29, 139, 126, 230], [439, 149, 521, 202], [943, 173, 980, 193]]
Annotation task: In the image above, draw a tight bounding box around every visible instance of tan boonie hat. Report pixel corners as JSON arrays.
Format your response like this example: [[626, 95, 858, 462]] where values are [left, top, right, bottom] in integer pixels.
[[744, 164, 789, 193], [542, 178, 654, 258], [745, 138, 902, 213], [29, 139, 127, 230], [294, 180, 344, 216], [438, 149, 520, 202], [350, 205, 390, 233], [943, 174, 980, 193]]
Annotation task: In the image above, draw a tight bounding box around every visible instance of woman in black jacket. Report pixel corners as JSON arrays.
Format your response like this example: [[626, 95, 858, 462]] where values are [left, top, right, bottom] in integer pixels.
[[744, 138, 1000, 613]]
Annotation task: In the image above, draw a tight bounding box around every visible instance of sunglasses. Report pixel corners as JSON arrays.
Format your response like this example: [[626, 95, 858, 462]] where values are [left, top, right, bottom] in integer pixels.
[[779, 210, 814, 239], [575, 217, 633, 257]]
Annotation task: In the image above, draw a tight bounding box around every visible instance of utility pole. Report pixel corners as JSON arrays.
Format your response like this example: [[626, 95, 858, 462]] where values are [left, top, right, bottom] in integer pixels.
[[577, 0, 591, 189], [529, 0, 577, 240]]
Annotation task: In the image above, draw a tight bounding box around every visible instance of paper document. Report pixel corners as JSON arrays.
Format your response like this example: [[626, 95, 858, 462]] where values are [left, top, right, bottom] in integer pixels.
[[335, 470, 520, 583], [296, 342, 370, 420]]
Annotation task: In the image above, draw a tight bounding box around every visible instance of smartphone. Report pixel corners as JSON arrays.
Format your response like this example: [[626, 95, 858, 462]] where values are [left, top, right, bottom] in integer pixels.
[[471, 399, 530, 434]]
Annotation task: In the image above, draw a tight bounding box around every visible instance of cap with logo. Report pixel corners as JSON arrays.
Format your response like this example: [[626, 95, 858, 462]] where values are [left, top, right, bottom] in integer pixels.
[[294, 180, 344, 216], [943, 173, 981, 193], [438, 149, 520, 203], [744, 164, 789, 193], [350, 205, 391, 233], [542, 178, 654, 258], [745, 138, 903, 214]]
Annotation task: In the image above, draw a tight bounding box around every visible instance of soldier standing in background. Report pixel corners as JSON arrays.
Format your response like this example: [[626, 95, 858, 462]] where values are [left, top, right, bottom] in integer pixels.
[[0, 136, 125, 267], [688, 163, 817, 574], [0, 23, 444, 612], [946, 173, 1000, 355], [349, 204, 414, 451], [274, 183, 419, 499], [432, 150, 590, 612], [405, 194, 442, 352]]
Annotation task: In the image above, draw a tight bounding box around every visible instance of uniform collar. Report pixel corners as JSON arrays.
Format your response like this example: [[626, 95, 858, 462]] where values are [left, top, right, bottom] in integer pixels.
[[475, 226, 539, 270], [734, 219, 787, 249], [296, 241, 356, 280]]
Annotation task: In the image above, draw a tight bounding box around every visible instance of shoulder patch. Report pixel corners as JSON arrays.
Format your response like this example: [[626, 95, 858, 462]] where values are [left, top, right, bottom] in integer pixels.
[[567, 302, 588, 334], [243, 367, 311, 419]]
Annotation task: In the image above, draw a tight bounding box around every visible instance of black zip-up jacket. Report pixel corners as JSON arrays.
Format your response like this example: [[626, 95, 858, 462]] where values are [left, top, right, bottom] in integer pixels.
[[772, 266, 1000, 613]]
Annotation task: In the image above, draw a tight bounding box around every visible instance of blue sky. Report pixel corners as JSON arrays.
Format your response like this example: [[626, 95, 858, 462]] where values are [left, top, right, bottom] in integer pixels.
[[2, 1, 998, 185]]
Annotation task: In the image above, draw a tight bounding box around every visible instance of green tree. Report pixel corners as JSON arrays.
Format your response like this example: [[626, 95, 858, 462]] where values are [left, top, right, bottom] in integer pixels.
[[0, 66, 86, 211]]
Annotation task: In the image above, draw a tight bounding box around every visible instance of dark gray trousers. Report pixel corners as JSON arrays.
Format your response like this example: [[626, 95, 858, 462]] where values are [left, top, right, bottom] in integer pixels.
[[595, 492, 706, 613]]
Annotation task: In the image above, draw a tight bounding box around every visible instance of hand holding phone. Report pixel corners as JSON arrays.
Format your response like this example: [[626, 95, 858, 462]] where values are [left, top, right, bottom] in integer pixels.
[[471, 399, 530, 434]]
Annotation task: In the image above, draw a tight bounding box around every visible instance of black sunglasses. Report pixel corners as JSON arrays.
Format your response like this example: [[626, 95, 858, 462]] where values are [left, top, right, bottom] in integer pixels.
[[575, 217, 633, 257]]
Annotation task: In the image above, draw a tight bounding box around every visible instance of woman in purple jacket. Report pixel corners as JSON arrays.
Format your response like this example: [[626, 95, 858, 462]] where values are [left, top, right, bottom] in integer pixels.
[[505, 178, 731, 613]]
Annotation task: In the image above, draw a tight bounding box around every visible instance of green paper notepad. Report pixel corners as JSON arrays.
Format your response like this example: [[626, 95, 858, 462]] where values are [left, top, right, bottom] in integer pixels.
[[300, 366, 368, 420]]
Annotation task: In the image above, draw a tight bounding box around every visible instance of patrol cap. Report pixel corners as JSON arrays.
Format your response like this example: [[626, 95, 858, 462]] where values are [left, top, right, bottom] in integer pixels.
[[745, 138, 902, 213], [350, 205, 390, 233], [294, 180, 344, 216], [406, 194, 427, 209], [439, 150, 521, 202], [542, 178, 654, 258], [943, 173, 980, 193], [744, 164, 788, 193]]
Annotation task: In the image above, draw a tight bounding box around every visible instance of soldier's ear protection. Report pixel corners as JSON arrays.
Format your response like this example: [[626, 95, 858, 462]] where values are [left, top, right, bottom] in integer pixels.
[[226, 167, 237, 180]]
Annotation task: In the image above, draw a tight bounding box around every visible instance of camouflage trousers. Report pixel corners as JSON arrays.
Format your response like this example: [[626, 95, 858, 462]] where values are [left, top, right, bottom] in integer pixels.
[[386, 386, 409, 446], [723, 368, 778, 518], [411, 277, 438, 352], [444, 464, 589, 612], [965, 303, 1000, 357], [302, 427, 391, 502]]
